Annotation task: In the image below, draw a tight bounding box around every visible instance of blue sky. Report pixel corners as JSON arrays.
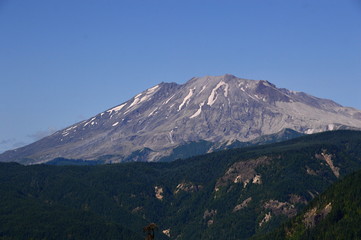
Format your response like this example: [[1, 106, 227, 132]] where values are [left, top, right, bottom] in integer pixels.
[[1, 0, 361, 153]]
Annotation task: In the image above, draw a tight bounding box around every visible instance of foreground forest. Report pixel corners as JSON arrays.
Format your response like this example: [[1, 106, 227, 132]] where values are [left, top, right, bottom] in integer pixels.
[[1, 130, 361, 239], [253, 168, 361, 239]]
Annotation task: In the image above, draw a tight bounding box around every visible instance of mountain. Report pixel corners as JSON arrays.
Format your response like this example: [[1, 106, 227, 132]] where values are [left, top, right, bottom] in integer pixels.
[[2, 74, 361, 164], [0, 130, 361, 239]]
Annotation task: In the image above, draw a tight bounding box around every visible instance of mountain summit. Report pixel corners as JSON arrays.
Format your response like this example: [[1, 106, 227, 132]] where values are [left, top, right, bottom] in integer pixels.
[[2, 74, 361, 164]]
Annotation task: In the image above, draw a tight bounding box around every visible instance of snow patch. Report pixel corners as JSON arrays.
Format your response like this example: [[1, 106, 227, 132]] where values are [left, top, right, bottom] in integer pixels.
[[65, 126, 77, 132], [148, 108, 158, 117], [305, 128, 315, 134], [190, 102, 205, 119], [207, 81, 229, 106], [207, 87, 218, 106], [126, 85, 159, 111], [225, 139, 235, 146], [169, 130, 175, 144], [139, 94, 151, 103], [328, 124, 335, 130], [147, 85, 159, 94], [178, 88, 194, 111], [84, 117, 96, 127], [199, 85, 207, 94], [128, 94, 142, 109], [107, 103, 126, 113]]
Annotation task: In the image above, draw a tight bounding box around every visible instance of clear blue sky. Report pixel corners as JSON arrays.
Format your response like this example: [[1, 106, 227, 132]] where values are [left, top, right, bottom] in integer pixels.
[[1, 0, 361, 153]]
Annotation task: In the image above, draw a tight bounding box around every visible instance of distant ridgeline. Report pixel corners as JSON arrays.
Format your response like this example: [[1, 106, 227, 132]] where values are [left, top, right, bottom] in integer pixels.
[[0, 130, 361, 239], [45, 157, 105, 165]]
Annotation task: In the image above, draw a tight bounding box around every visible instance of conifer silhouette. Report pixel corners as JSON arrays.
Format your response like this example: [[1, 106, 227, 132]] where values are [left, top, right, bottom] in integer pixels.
[[143, 223, 158, 240]]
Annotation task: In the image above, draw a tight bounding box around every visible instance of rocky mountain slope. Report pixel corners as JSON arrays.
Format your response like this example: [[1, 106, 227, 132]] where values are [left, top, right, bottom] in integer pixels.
[[1, 74, 361, 164], [1, 130, 361, 239]]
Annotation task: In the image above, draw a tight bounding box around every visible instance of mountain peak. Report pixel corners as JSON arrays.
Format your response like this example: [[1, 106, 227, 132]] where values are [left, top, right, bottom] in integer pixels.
[[223, 73, 238, 81], [188, 74, 242, 85]]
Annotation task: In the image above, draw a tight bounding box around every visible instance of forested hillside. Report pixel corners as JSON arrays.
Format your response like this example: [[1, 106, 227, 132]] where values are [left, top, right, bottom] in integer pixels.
[[0, 130, 361, 239], [253, 169, 361, 239]]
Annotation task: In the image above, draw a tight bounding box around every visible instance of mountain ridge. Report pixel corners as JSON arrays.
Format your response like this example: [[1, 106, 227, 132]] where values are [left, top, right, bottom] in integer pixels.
[[1, 74, 361, 164]]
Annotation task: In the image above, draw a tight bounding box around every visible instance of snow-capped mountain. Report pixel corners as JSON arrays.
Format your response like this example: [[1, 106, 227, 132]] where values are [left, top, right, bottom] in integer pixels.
[[2, 74, 361, 164]]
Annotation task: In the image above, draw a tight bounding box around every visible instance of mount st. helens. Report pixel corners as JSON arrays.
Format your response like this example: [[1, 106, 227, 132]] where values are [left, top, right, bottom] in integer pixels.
[[1, 74, 361, 164]]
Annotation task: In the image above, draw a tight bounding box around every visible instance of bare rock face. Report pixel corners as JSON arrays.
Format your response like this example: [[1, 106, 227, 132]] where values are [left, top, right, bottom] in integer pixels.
[[215, 156, 273, 191], [263, 200, 298, 218], [303, 203, 332, 228], [259, 212, 272, 227], [315, 150, 340, 178], [174, 182, 202, 194], [233, 197, 252, 212], [154, 186, 164, 201], [2, 74, 361, 164], [203, 209, 217, 227]]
